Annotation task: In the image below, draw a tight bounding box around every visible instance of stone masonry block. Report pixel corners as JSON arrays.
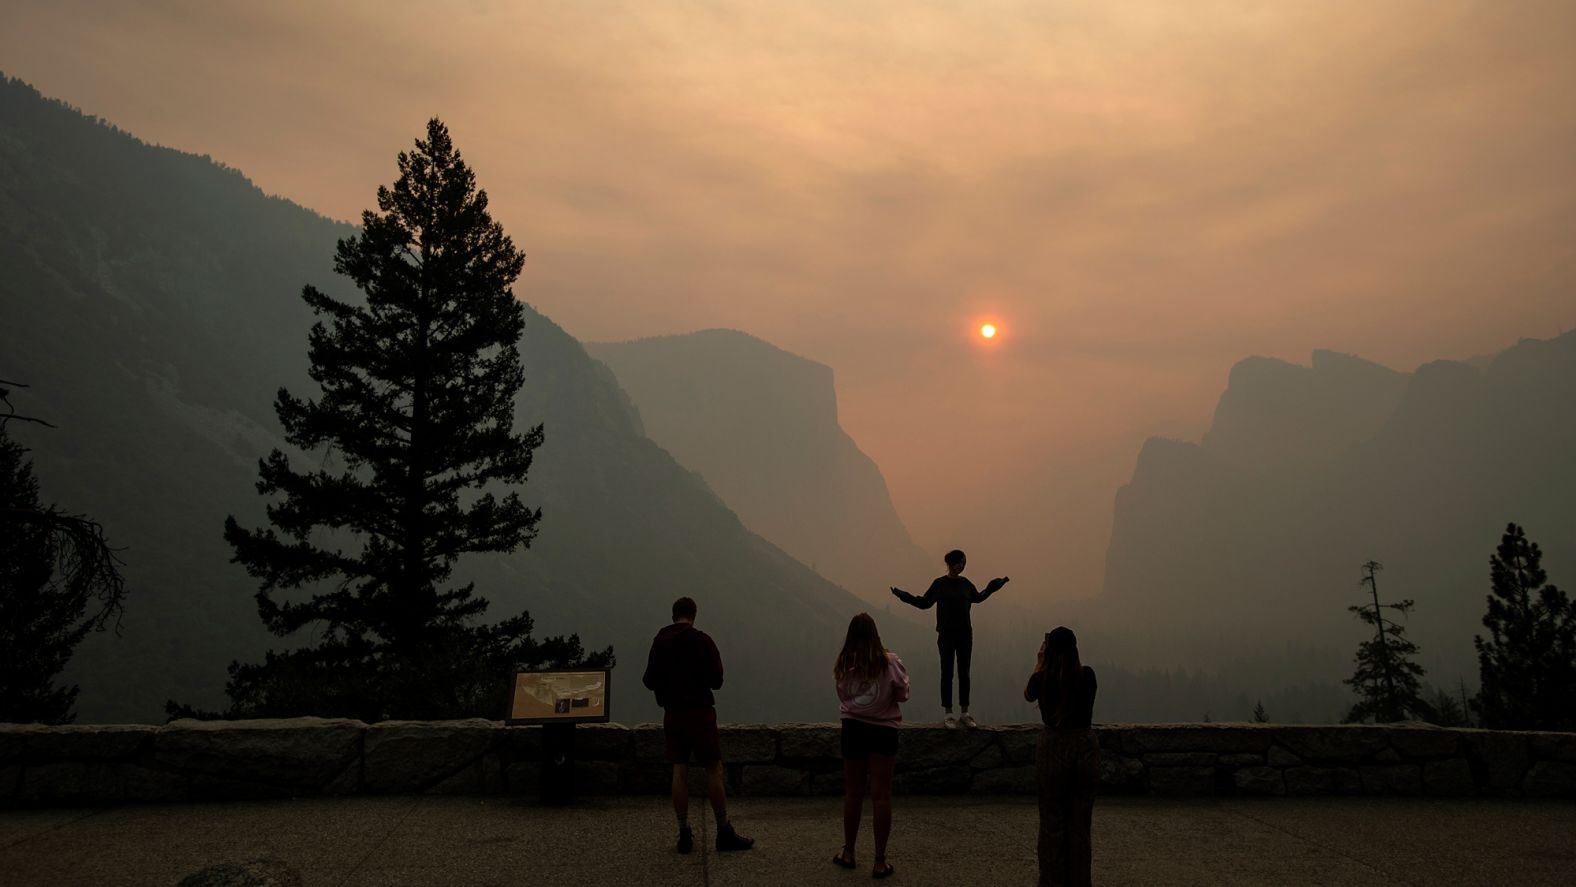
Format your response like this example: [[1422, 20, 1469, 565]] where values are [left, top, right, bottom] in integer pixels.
[[1389, 727, 1462, 759], [1267, 745, 1302, 767], [0, 727, 29, 764], [362, 720, 499, 793], [997, 726, 1041, 765], [1233, 766, 1285, 796], [22, 725, 157, 762], [1099, 756, 1145, 793], [719, 725, 777, 763], [1529, 733, 1576, 764], [1143, 752, 1216, 767], [18, 761, 187, 805], [1462, 731, 1531, 795], [1123, 725, 1272, 755], [571, 723, 634, 761], [1276, 727, 1390, 763], [1522, 761, 1576, 798], [156, 718, 364, 790], [632, 724, 667, 764], [778, 724, 841, 763], [896, 725, 997, 768]]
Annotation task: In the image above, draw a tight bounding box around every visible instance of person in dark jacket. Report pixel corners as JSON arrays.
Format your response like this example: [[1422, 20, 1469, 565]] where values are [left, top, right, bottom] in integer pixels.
[[1025, 625, 1099, 887], [642, 596, 754, 854], [890, 549, 1009, 728]]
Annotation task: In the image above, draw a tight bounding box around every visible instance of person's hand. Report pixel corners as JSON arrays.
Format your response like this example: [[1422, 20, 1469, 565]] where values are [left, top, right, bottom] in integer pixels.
[[987, 576, 1010, 593], [890, 586, 903, 597]]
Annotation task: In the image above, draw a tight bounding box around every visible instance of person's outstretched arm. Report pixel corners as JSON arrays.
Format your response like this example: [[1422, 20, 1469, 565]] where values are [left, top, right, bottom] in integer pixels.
[[891, 578, 940, 609], [971, 575, 1010, 603]]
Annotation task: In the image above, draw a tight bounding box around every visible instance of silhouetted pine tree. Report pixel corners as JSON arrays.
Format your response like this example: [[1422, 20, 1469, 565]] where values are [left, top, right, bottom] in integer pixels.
[[1252, 700, 1268, 723], [1343, 561, 1430, 723], [0, 382, 126, 724], [1472, 523, 1576, 731], [197, 120, 609, 722], [1424, 686, 1468, 727]]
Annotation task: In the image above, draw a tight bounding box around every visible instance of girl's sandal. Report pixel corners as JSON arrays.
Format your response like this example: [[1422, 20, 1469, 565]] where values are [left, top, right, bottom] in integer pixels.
[[872, 859, 895, 879], [832, 847, 857, 869]]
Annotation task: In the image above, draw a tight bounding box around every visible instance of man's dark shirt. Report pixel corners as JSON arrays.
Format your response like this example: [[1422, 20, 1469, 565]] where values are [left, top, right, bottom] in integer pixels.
[[642, 622, 724, 709], [893, 575, 1002, 636]]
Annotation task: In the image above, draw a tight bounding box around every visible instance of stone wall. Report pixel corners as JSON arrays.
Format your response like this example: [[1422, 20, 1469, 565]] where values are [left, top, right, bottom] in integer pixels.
[[3, 720, 1573, 806]]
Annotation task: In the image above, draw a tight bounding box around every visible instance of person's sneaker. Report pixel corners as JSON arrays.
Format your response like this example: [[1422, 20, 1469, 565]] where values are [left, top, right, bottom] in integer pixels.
[[715, 823, 755, 852], [676, 826, 693, 854], [943, 714, 958, 730], [960, 713, 977, 729]]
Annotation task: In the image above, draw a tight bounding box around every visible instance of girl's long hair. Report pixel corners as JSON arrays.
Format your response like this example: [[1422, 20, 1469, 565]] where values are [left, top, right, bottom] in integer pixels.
[[1041, 641, 1084, 727], [834, 613, 889, 683]]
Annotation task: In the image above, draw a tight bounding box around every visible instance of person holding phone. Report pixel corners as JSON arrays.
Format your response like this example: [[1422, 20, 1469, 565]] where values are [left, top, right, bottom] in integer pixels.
[[1025, 626, 1099, 887], [832, 613, 910, 880]]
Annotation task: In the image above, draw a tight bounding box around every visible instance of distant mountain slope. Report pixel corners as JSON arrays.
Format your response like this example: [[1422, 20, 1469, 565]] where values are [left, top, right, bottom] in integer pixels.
[[587, 329, 932, 604], [1102, 336, 1576, 681], [0, 76, 926, 723]]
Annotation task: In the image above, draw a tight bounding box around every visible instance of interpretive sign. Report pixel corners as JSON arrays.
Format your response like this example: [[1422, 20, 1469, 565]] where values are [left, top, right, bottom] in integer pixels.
[[505, 668, 612, 725]]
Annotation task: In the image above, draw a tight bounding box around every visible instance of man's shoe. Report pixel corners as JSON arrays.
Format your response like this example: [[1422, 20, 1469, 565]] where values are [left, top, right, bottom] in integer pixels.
[[960, 713, 977, 729], [716, 824, 755, 852], [943, 714, 958, 730], [676, 826, 693, 854]]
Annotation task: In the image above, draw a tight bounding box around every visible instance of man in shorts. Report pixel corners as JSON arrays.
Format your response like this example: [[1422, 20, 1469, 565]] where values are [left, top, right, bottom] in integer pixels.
[[642, 596, 755, 854]]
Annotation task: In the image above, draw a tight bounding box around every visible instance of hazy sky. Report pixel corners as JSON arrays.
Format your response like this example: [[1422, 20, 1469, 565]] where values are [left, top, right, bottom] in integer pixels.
[[6, 0, 1574, 601]]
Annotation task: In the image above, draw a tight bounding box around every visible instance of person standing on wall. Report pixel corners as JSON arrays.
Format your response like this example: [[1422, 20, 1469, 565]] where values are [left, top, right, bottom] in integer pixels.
[[642, 596, 755, 854], [890, 549, 1009, 728], [1025, 626, 1099, 887]]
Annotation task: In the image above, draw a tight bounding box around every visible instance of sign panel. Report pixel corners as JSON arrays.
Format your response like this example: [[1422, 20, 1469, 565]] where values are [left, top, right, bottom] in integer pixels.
[[505, 668, 612, 725]]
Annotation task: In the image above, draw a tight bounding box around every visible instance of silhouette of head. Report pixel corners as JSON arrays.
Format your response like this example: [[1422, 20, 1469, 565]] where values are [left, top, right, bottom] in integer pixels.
[[672, 597, 697, 623], [835, 613, 888, 682], [944, 549, 966, 574], [1047, 625, 1077, 654], [1042, 625, 1083, 726]]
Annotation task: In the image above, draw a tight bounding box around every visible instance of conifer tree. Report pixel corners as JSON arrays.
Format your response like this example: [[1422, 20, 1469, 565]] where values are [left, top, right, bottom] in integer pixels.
[[1473, 523, 1576, 730], [1342, 561, 1430, 723], [1252, 700, 1268, 723], [0, 382, 126, 724], [208, 120, 609, 721]]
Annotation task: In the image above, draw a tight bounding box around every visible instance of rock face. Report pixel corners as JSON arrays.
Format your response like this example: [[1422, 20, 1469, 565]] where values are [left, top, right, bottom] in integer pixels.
[[588, 329, 933, 605], [1101, 336, 1576, 686], [0, 76, 896, 726], [4, 720, 1571, 806]]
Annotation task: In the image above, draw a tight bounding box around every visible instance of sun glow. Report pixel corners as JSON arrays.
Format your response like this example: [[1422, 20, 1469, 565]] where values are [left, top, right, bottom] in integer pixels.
[[980, 323, 997, 339]]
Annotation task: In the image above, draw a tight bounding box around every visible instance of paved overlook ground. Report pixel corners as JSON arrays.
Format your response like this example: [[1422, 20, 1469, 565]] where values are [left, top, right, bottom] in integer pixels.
[[3, 795, 1574, 886]]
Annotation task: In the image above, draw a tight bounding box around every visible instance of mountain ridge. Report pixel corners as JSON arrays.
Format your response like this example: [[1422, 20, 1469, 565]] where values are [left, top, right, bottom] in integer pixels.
[[1, 76, 931, 724]]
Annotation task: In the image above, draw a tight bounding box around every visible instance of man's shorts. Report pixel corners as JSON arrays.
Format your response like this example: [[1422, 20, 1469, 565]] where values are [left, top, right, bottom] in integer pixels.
[[840, 718, 899, 760], [663, 706, 722, 765]]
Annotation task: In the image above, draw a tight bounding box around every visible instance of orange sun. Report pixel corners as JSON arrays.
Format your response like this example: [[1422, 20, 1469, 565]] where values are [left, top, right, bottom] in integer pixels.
[[980, 323, 997, 339]]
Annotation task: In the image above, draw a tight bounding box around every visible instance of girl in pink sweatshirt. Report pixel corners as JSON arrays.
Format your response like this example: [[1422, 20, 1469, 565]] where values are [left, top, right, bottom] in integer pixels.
[[832, 613, 911, 880]]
